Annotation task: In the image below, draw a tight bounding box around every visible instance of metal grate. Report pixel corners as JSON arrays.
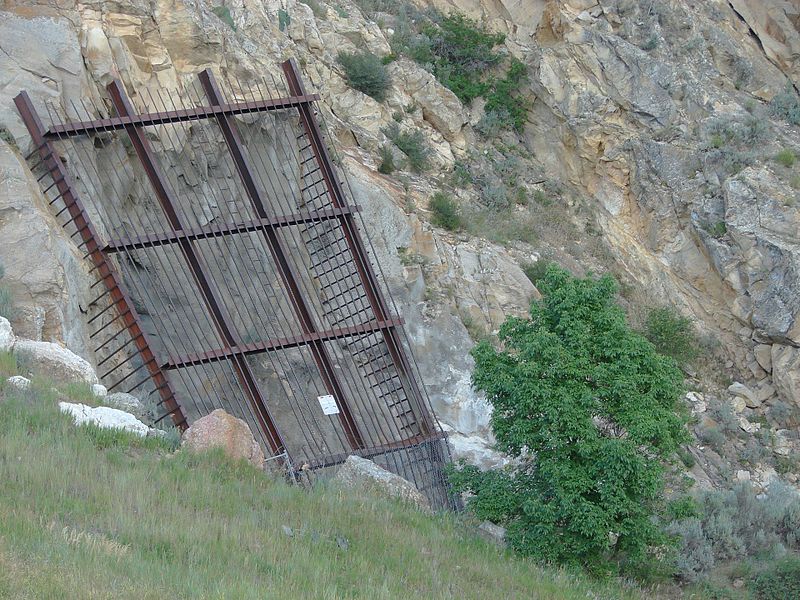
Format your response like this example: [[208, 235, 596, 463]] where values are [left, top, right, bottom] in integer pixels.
[[14, 61, 455, 509]]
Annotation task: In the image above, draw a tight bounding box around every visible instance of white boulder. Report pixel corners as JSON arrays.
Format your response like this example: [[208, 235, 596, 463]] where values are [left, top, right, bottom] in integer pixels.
[[13, 340, 98, 384], [0, 317, 13, 352], [59, 402, 149, 437], [104, 392, 142, 413], [333, 455, 430, 511], [6, 375, 30, 390], [91, 384, 108, 398]]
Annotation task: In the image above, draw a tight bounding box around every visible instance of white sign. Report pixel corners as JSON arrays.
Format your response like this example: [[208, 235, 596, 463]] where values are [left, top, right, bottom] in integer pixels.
[[318, 394, 340, 415]]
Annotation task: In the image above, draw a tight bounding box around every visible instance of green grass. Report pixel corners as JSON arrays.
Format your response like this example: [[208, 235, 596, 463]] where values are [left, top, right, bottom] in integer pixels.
[[0, 376, 642, 599]]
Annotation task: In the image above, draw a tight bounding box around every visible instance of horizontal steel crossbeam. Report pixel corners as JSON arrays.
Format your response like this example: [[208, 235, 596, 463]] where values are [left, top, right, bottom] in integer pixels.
[[164, 317, 404, 370], [103, 206, 361, 253], [44, 94, 320, 139]]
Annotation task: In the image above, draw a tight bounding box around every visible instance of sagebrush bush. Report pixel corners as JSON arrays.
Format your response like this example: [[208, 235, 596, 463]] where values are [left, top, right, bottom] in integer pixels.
[[776, 148, 796, 168], [381, 123, 431, 172], [643, 306, 699, 366], [752, 557, 800, 600], [669, 482, 800, 582], [770, 85, 800, 125], [429, 192, 461, 231], [451, 266, 688, 574], [338, 51, 391, 101], [0, 264, 13, 320], [377, 145, 396, 174]]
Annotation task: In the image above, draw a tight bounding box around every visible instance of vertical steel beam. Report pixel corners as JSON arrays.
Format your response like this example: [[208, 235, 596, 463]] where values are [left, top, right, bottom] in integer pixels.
[[106, 80, 286, 455], [13, 91, 188, 431], [280, 59, 433, 435], [198, 69, 365, 450]]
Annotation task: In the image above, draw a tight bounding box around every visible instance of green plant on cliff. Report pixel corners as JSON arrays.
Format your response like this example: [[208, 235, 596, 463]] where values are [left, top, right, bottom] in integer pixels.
[[450, 266, 688, 575], [0, 265, 13, 320], [338, 51, 391, 102]]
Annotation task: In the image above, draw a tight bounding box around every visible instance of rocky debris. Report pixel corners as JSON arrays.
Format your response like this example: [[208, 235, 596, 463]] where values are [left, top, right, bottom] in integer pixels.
[[738, 416, 761, 434], [181, 409, 265, 469], [104, 392, 142, 414], [59, 402, 149, 437], [731, 396, 746, 413], [477, 520, 506, 547], [91, 384, 107, 398], [0, 317, 14, 352], [774, 430, 792, 457], [332, 455, 431, 512], [6, 375, 30, 391], [736, 469, 751, 482], [13, 339, 98, 385], [728, 382, 762, 408], [440, 423, 511, 470], [686, 391, 707, 415]]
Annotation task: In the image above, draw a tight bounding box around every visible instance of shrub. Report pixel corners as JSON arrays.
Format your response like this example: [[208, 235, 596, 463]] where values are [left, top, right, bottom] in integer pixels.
[[643, 306, 699, 366], [337, 51, 391, 102], [451, 266, 688, 574], [521, 260, 550, 286], [278, 9, 291, 31], [429, 192, 461, 231], [0, 264, 13, 320], [211, 6, 237, 30], [381, 123, 431, 172], [752, 556, 800, 599], [776, 148, 796, 168], [483, 59, 530, 132], [377, 145, 396, 174], [770, 85, 800, 126]]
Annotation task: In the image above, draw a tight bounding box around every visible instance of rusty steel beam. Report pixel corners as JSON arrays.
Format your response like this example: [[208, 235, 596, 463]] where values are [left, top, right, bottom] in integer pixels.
[[164, 317, 405, 370], [44, 94, 320, 139], [103, 205, 360, 253], [198, 69, 366, 450], [281, 59, 433, 436], [13, 91, 188, 431], [106, 79, 287, 455]]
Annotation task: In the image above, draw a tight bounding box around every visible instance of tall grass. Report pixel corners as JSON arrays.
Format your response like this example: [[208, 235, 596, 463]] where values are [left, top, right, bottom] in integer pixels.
[[0, 375, 641, 599]]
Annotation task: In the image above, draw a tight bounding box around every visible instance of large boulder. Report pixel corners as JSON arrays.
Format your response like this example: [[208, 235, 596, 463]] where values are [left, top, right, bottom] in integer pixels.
[[13, 339, 98, 384], [0, 316, 13, 352], [181, 409, 265, 469], [332, 455, 431, 512], [59, 402, 149, 437]]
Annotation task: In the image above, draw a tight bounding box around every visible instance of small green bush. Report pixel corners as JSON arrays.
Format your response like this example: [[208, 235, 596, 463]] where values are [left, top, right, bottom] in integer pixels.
[[381, 123, 431, 172], [278, 9, 291, 31], [776, 148, 796, 168], [377, 145, 396, 174], [0, 264, 13, 320], [337, 51, 391, 102], [429, 192, 461, 231], [299, 0, 326, 18], [770, 85, 800, 125], [520, 260, 550, 285], [211, 6, 237, 31], [751, 556, 800, 599], [643, 306, 699, 366]]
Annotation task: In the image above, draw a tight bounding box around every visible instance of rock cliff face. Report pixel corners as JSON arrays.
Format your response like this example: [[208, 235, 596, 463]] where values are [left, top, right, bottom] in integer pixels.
[[1, 0, 800, 467]]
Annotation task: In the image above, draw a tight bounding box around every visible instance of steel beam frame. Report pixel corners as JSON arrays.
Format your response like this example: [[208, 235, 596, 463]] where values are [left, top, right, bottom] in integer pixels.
[[198, 69, 365, 450], [13, 91, 188, 430], [106, 80, 286, 454]]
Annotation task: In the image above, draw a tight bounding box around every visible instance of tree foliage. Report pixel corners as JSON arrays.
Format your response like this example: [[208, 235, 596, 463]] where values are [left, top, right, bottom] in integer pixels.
[[450, 266, 688, 573]]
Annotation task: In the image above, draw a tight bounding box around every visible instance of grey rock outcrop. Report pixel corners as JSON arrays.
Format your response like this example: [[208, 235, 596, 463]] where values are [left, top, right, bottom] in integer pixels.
[[333, 455, 431, 511]]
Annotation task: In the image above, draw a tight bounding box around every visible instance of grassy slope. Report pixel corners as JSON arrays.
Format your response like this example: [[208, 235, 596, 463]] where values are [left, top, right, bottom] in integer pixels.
[[0, 362, 640, 599]]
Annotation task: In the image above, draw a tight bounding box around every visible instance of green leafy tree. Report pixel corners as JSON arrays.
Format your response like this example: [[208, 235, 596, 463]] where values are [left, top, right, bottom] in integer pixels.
[[450, 266, 688, 573]]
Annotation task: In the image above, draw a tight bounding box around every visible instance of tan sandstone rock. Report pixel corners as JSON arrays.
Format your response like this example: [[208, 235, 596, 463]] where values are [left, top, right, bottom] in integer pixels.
[[181, 409, 266, 469]]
